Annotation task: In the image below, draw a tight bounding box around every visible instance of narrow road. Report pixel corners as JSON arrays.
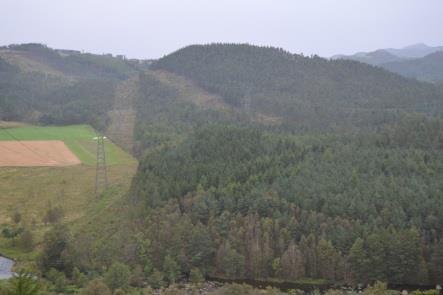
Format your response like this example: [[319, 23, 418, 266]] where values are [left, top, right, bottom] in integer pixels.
[[0, 256, 14, 280]]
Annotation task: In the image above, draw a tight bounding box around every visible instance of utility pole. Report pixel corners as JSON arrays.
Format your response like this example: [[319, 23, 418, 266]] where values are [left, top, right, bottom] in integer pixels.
[[95, 133, 108, 197]]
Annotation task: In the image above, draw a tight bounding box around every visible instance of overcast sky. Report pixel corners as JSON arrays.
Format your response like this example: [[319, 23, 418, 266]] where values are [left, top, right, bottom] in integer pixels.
[[1, 0, 442, 59]]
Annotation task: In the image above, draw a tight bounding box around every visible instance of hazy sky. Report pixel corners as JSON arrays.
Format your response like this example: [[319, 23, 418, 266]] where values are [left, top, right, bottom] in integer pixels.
[[1, 0, 442, 59]]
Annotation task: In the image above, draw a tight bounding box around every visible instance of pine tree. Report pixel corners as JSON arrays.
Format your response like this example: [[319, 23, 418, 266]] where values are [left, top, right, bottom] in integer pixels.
[[348, 238, 368, 283], [365, 233, 388, 282], [429, 240, 443, 283], [163, 255, 180, 283], [316, 239, 339, 281]]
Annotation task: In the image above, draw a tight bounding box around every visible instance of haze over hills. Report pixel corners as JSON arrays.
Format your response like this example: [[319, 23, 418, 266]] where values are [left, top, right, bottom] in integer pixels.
[[332, 50, 403, 66], [332, 43, 443, 83], [332, 43, 443, 63], [382, 51, 443, 83], [1, 42, 443, 293], [385, 43, 443, 58]]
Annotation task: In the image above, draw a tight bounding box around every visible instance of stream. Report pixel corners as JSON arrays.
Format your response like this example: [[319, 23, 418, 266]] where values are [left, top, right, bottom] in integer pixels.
[[0, 256, 14, 280]]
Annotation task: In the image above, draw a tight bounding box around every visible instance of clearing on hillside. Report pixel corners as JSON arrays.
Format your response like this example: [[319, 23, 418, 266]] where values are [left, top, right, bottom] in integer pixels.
[[0, 140, 80, 167]]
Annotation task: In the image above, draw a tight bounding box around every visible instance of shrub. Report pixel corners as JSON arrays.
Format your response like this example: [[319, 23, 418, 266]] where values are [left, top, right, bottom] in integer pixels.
[[19, 229, 34, 251], [80, 279, 111, 295], [104, 262, 130, 291]]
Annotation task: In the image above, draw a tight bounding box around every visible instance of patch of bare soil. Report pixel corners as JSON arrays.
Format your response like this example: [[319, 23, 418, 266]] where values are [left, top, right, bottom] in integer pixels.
[[0, 140, 81, 167]]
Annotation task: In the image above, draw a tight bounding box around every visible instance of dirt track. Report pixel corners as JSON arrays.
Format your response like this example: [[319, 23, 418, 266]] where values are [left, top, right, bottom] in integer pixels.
[[0, 140, 81, 167]]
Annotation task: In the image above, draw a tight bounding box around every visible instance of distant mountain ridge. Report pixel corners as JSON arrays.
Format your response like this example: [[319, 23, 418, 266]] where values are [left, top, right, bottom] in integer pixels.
[[332, 43, 443, 62], [385, 43, 443, 58], [332, 43, 443, 82], [332, 49, 403, 66], [383, 51, 443, 83]]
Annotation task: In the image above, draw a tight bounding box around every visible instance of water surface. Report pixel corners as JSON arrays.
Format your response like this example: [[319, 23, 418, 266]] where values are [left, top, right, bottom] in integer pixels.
[[0, 256, 14, 280]]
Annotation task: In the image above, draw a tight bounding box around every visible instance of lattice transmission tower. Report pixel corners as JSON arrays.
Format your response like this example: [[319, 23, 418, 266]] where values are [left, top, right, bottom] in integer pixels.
[[95, 133, 108, 197]]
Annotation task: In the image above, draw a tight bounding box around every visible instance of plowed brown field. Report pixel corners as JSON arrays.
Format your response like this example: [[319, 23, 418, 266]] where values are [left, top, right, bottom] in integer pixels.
[[0, 140, 81, 167]]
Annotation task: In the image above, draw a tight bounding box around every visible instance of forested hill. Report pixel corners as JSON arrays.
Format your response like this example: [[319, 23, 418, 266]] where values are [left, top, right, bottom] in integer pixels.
[[0, 43, 138, 79], [2, 42, 443, 289], [0, 43, 144, 129], [129, 44, 443, 287], [151, 44, 442, 130]]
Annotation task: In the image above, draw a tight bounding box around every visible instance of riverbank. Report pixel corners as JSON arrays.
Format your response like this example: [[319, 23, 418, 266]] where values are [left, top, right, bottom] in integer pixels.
[[207, 276, 438, 293], [208, 276, 332, 292]]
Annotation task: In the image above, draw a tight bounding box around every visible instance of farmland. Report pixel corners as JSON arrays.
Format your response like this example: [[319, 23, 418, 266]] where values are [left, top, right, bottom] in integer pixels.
[[0, 125, 135, 165], [0, 124, 137, 268]]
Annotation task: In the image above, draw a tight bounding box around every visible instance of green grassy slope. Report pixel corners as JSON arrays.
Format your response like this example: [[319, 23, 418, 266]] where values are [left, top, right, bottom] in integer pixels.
[[0, 125, 135, 165], [0, 124, 137, 271], [0, 163, 137, 271]]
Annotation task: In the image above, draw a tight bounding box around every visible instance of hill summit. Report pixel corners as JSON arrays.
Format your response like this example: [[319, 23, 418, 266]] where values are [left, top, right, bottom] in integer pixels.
[[152, 43, 442, 130]]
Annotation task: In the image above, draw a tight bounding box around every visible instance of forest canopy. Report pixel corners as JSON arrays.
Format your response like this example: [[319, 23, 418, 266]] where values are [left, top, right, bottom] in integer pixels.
[[128, 44, 443, 286]]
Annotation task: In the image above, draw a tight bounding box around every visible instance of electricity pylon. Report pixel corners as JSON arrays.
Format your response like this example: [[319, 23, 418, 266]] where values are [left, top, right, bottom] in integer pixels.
[[95, 133, 108, 197]]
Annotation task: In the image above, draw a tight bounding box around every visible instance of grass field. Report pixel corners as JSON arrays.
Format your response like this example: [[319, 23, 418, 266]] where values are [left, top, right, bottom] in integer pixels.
[[0, 163, 137, 270], [0, 124, 138, 269], [0, 125, 135, 165]]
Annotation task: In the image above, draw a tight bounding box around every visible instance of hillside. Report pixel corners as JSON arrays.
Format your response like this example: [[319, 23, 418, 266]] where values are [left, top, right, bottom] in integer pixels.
[[0, 43, 137, 79], [0, 124, 137, 281], [151, 44, 442, 131], [132, 118, 443, 285], [127, 44, 443, 287], [0, 44, 141, 130], [2, 43, 443, 292], [382, 51, 443, 83], [132, 70, 249, 155]]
